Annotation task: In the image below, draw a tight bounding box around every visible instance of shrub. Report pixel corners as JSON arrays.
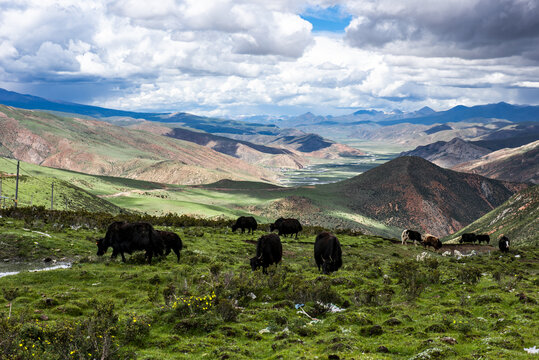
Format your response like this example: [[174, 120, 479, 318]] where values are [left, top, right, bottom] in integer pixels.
[[123, 314, 151, 343], [216, 299, 239, 322], [456, 266, 482, 285], [390, 260, 427, 300]]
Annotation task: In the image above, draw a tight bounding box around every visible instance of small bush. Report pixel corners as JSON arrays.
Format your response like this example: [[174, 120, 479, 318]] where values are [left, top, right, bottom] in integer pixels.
[[456, 266, 482, 285], [216, 299, 239, 322], [123, 314, 151, 343]]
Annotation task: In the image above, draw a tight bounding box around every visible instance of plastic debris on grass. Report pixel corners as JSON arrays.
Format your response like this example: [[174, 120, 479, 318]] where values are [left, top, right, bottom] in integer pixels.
[[454, 250, 477, 260], [524, 346, 538, 354], [259, 327, 271, 334], [416, 252, 431, 261], [296, 305, 321, 324]]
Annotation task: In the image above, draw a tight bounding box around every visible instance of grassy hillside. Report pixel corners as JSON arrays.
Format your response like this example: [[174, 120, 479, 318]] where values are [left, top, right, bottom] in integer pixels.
[[445, 185, 539, 246], [0, 211, 538, 359], [0, 157, 401, 237], [0, 161, 122, 214]]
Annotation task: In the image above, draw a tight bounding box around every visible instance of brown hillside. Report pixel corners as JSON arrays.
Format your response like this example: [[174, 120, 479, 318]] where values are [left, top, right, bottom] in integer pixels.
[[452, 140, 539, 184], [0, 105, 277, 185], [323, 156, 526, 236]]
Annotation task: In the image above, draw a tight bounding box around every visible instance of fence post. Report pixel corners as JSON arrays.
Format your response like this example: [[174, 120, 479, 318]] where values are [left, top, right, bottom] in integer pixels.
[[14, 161, 19, 208], [51, 182, 54, 210]]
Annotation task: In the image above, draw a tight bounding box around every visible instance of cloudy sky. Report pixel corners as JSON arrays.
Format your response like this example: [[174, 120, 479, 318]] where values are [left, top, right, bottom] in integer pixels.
[[1, 0, 538, 117]]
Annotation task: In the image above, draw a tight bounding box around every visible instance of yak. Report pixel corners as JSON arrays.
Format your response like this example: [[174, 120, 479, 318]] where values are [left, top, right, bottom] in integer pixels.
[[314, 232, 342, 274], [250, 233, 282, 274], [476, 234, 490, 244], [270, 217, 302, 239], [499, 236, 510, 253], [421, 234, 442, 250], [231, 216, 257, 234], [460, 233, 477, 244], [156, 230, 183, 263], [401, 229, 422, 245], [97, 221, 163, 265]]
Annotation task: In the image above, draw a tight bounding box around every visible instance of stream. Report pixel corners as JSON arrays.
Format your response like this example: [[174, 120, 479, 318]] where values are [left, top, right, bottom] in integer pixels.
[[0, 261, 72, 278]]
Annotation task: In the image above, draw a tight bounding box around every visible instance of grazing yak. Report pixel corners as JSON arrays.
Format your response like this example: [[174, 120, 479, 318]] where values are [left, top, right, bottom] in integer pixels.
[[97, 222, 163, 264], [156, 230, 183, 263], [460, 233, 477, 244], [421, 234, 442, 250], [314, 232, 342, 274], [270, 217, 302, 239], [401, 229, 422, 245], [499, 236, 510, 253], [476, 234, 490, 244], [250, 233, 282, 274], [460, 233, 491, 244], [231, 216, 257, 234]]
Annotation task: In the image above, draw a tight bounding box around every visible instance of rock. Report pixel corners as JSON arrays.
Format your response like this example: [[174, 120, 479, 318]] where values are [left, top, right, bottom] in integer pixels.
[[39, 314, 49, 321], [377, 345, 389, 353], [440, 336, 458, 345]]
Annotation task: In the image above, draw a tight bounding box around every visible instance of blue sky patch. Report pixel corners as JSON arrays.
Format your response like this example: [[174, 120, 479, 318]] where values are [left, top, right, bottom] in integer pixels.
[[301, 5, 352, 33]]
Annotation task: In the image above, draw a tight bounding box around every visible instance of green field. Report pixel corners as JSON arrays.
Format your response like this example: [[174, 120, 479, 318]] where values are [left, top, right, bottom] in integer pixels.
[[0, 157, 402, 238], [0, 211, 537, 359]]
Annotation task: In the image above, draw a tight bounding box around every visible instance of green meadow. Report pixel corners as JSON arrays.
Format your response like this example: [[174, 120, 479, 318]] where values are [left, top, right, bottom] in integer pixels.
[[1, 211, 538, 359], [0, 157, 401, 237]]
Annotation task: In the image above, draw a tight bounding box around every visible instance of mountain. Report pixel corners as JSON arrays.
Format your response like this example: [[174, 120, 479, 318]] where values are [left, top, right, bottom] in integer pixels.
[[321, 156, 526, 237], [0, 105, 277, 185], [0, 88, 364, 164], [164, 127, 306, 169], [452, 140, 539, 184], [444, 185, 538, 246], [399, 137, 492, 168], [378, 102, 539, 126]]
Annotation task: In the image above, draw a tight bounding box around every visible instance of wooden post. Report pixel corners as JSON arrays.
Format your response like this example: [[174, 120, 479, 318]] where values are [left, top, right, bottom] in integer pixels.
[[14, 161, 19, 208], [51, 182, 54, 210]]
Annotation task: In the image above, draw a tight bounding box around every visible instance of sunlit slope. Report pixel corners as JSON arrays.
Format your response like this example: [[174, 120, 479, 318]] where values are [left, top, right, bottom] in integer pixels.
[[0, 105, 277, 185], [445, 185, 539, 246]]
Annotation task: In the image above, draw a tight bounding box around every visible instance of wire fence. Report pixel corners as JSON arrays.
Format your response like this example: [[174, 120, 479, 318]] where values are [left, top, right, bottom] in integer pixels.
[[0, 157, 78, 210]]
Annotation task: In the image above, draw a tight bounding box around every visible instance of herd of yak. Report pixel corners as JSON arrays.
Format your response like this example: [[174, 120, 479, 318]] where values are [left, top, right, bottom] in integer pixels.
[[96, 215, 511, 275]]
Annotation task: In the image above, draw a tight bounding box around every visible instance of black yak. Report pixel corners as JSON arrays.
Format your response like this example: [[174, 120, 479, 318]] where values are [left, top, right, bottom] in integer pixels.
[[250, 233, 282, 274], [270, 217, 302, 239], [156, 230, 183, 263], [314, 232, 342, 274], [97, 222, 163, 265], [499, 236, 510, 253], [231, 216, 257, 234], [476, 234, 490, 244], [460, 233, 477, 244]]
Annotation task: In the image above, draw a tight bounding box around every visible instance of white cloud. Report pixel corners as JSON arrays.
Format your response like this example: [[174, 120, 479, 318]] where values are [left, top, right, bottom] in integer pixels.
[[0, 0, 538, 116]]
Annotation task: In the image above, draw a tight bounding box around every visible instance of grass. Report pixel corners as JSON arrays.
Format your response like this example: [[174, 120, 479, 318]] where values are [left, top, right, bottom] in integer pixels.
[[0, 157, 403, 236], [1, 211, 538, 359]]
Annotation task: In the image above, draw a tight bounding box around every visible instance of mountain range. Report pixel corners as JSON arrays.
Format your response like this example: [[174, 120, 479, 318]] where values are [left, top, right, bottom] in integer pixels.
[[0, 87, 536, 241]]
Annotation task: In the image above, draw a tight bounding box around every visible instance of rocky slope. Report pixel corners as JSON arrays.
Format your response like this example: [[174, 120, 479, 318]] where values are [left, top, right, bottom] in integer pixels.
[[399, 137, 492, 168], [452, 140, 539, 184], [0, 105, 277, 185], [321, 156, 526, 237]]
